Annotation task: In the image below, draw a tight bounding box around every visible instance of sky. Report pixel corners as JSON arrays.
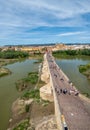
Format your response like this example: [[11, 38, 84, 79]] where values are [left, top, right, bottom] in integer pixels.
[[0, 0, 90, 46]]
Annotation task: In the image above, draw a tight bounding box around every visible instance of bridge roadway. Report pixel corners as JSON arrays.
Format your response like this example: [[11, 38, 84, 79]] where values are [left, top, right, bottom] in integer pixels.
[[46, 53, 90, 130]]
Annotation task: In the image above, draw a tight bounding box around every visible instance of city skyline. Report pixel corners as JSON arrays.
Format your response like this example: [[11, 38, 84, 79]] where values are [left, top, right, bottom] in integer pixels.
[[0, 0, 90, 46]]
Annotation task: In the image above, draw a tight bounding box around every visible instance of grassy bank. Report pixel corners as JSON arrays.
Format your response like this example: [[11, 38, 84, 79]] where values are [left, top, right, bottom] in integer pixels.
[[0, 50, 43, 67], [0, 50, 29, 59], [0, 58, 19, 67], [53, 49, 90, 58], [22, 88, 50, 106], [79, 63, 90, 79], [22, 89, 40, 102], [13, 119, 30, 130], [24, 72, 38, 84], [16, 72, 38, 91]]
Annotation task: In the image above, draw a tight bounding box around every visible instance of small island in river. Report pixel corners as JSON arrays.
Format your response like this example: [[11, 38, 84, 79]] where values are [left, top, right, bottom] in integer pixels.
[[0, 67, 11, 77]]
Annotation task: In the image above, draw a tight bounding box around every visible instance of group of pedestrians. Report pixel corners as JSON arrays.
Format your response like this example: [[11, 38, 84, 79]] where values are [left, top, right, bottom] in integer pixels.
[[55, 87, 67, 95], [55, 87, 79, 96], [69, 87, 79, 96]]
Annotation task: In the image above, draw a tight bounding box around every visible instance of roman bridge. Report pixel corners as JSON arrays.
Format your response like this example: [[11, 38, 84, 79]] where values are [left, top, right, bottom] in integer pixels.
[[40, 53, 90, 130]]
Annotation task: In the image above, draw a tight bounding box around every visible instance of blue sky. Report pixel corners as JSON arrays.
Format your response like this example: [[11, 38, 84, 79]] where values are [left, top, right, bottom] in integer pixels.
[[0, 0, 90, 46]]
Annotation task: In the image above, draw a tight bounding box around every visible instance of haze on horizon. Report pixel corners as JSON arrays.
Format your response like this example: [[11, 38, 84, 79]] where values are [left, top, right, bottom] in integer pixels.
[[0, 0, 90, 46]]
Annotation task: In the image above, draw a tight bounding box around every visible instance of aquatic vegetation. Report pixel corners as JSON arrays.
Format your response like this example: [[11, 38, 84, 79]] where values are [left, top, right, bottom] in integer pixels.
[[79, 63, 90, 79]]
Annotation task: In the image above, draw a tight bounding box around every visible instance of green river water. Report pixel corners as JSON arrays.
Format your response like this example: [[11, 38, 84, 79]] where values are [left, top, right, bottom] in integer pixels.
[[0, 57, 90, 130]]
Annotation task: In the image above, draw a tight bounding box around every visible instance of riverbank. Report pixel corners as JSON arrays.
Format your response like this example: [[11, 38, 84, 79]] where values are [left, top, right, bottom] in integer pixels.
[[0, 50, 42, 69], [79, 63, 90, 80], [0, 58, 20, 77], [0, 67, 11, 77], [15, 72, 39, 91], [0, 58, 19, 67], [52, 49, 90, 58]]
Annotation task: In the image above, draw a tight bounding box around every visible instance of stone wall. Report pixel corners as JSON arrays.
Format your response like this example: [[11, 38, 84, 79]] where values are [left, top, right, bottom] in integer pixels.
[[40, 83, 54, 102]]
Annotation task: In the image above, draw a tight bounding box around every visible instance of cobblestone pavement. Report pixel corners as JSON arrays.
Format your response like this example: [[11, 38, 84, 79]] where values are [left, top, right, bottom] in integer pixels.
[[47, 53, 90, 130]]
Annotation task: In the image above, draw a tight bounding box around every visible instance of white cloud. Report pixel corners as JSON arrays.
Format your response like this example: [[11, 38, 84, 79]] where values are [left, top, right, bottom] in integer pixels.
[[0, 0, 90, 28], [57, 31, 86, 36]]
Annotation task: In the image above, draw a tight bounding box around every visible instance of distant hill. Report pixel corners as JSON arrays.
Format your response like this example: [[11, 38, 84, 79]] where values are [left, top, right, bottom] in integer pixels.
[[4, 43, 56, 47]]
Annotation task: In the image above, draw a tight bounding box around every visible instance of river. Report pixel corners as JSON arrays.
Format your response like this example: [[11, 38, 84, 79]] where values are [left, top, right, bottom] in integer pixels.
[[0, 58, 90, 130], [0, 59, 39, 130]]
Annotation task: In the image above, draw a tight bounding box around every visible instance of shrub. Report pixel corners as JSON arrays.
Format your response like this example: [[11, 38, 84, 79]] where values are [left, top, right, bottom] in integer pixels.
[[25, 104, 30, 112], [13, 119, 29, 130], [23, 89, 40, 100]]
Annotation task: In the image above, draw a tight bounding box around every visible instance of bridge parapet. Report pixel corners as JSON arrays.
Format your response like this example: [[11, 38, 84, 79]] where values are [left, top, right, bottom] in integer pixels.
[[45, 54, 64, 130]]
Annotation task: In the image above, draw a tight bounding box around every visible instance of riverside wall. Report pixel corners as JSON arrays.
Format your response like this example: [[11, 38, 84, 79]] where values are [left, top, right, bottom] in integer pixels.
[[45, 54, 63, 130]]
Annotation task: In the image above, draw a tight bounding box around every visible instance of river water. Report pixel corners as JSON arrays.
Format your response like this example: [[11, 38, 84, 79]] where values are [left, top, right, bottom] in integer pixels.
[[0, 59, 39, 130], [0, 58, 90, 130]]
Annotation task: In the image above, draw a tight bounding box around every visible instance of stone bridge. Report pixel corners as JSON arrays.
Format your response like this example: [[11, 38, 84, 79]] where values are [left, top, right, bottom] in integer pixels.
[[40, 53, 90, 130]]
